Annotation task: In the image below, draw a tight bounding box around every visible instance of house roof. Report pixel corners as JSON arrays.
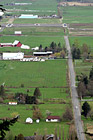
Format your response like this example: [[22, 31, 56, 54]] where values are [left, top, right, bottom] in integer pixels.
[[12, 40, 20, 45], [46, 116, 60, 120], [33, 52, 52, 55]]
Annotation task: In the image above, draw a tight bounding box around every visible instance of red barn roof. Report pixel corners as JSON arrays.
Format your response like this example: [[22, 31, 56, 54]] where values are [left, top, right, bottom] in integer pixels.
[[46, 116, 60, 120]]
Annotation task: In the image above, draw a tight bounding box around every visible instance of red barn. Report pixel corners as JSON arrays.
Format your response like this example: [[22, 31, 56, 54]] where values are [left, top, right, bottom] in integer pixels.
[[12, 40, 22, 47]]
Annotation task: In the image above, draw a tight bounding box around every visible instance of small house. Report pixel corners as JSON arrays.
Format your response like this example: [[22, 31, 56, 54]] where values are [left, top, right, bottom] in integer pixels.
[[46, 116, 60, 122], [26, 117, 33, 124], [14, 31, 22, 35], [9, 102, 17, 105]]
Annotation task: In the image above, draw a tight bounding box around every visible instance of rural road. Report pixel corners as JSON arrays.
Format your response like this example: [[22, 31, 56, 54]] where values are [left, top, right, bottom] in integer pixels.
[[64, 36, 86, 140], [1, 23, 62, 27]]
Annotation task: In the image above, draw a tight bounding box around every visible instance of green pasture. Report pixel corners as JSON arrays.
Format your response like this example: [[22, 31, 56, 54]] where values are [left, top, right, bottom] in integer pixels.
[[13, 18, 61, 24], [74, 60, 92, 76], [0, 60, 67, 87], [0, 36, 65, 49], [69, 36, 93, 53], [1, 26, 64, 36], [5, 87, 70, 103], [61, 6, 93, 23], [0, 104, 69, 137]]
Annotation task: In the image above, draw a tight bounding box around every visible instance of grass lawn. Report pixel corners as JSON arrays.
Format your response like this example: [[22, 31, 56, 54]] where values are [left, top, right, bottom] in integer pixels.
[[0, 60, 67, 87], [61, 6, 93, 23]]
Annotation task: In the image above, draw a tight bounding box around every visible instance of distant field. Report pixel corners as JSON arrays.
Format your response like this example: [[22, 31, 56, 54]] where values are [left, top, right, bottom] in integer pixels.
[[61, 6, 93, 23], [0, 35, 65, 49], [2, 0, 58, 16], [0, 60, 67, 87], [1, 26, 64, 36], [13, 18, 61, 24]]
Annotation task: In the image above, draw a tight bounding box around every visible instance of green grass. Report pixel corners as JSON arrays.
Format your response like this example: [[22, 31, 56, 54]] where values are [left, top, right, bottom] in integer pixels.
[[1, 26, 64, 36], [61, 6, 93, 23], [69, 36, 93, 54], [0, 35, 65, 49], [74, 60, 92, 76], [13, 18, 61, 24], [3, 0, 58, 16], [0, 104, 69, 137], [0, 60, 67, 87]]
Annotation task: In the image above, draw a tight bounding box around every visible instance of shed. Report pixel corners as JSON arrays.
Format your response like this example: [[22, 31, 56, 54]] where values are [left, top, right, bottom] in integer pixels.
[[14, 31, 22, 35], [33, 51, 52, 56], [36, 119, 40, 123], [46, 116, 60, 122], [9, 102, 17, 105], [26, 117, 33, 124]]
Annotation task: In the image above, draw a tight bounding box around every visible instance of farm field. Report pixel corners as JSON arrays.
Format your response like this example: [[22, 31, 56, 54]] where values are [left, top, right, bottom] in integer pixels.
[[5, 88, 70, 102], [74, 60, 92, 76], [61, 6, 93, 24], [0, 35, 65, 50], [69, 36, 93, 54], [1, 26, 64, 36], [0, 60, 67, 87], [2, 0, 58, 16], [0, 104, 69, 138], [13, 18, 61, 24]]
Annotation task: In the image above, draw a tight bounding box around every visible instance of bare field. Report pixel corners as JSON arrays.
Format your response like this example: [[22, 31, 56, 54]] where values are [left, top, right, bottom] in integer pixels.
[[60, 2, 93, 6]]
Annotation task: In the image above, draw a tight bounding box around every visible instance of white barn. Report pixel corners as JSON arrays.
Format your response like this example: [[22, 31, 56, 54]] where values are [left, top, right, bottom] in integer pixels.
[[3, 52, 24, 60]]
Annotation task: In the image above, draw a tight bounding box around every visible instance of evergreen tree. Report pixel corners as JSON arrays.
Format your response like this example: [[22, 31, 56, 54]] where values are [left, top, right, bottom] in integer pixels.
[[0, 116, 19, 140], [89, 66, 93, 80], [82, 101, 91, 117], [0, 85, 5, 96], [34, 87, 41, 98]]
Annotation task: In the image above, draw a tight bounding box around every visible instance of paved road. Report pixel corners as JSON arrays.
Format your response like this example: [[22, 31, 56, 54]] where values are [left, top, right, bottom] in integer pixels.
[[64, 36, 86, 140], [1, 23, 62, 27]]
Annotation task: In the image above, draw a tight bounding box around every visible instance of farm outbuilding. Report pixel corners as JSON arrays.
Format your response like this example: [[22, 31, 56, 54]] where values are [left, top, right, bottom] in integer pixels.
[[33, 51, 53, 56], [3, 52, 24, 60], [19, 14, 38, 19], [0, 43, 13, 47], [12, 40, 22, 47], [46, 116, 60, 122], [26, 117, 33, 124]]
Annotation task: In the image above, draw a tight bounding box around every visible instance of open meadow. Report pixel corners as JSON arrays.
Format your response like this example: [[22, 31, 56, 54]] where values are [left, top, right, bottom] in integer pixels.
[[0, 60, 67, 87], [13, 18, 61, 24], [1, 26, 64, 36]]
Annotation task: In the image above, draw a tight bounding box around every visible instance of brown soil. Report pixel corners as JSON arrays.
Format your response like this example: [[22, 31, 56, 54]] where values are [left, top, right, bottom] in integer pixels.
[[60, 2, 93, 6]]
